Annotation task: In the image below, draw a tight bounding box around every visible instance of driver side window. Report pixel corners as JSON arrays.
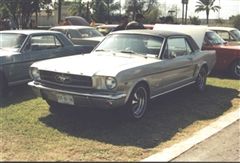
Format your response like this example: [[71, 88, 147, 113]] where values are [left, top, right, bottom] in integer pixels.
[[163, 37, 193, 59]]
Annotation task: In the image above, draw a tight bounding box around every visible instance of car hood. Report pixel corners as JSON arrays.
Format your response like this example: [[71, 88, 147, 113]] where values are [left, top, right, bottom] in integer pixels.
[[32, 52, 159, 76]]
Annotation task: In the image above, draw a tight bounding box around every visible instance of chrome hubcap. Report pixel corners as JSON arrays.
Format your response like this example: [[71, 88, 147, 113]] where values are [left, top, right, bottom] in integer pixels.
[[130, 87, 147, 118]]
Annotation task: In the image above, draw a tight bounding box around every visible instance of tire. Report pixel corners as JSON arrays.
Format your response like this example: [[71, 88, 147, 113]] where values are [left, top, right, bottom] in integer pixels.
[[195, 67, 207, 92], [126, 84, 149, 120], [230, 60, 240, 79], [0, 74, 7, 98]]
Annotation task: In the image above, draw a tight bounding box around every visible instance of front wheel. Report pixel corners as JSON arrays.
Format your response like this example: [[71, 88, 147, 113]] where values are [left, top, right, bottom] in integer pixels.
[[126, 84, 149, 120], [195, 67, 207, 92], [230, 60, 240, 79]]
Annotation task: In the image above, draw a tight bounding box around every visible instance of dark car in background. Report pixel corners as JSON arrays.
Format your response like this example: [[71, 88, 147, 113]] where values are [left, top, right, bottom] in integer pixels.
[[0, 30, 93, 97]]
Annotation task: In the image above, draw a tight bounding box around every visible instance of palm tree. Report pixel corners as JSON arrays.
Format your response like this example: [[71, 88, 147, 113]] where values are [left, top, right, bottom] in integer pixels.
[[195, 0, 221, 24]]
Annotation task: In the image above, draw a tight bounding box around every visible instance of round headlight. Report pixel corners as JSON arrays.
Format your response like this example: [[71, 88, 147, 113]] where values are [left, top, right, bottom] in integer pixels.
[[105, 77, 117, 89], [31, 67, 40, 80]]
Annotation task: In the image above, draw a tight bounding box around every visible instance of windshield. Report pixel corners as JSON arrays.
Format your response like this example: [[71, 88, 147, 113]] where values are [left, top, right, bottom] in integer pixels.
[[205, 31, 225, 45], [230, 29, 240, 41], [0, 33, 27, 50], [95, 34, 164, 56]]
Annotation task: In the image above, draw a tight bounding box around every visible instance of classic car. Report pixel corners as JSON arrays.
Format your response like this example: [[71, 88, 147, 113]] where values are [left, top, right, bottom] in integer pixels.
[[28, 30, 216, 120], [50, 26, 104, 47], [208, 27, 240, 45], [202, 30, 240, 78], [153, 24, 240, 78], [0, 30, 94, 97]]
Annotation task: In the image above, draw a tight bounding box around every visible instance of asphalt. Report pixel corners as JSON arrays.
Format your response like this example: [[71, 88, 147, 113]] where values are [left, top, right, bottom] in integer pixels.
[[141, 108, 240, 162]]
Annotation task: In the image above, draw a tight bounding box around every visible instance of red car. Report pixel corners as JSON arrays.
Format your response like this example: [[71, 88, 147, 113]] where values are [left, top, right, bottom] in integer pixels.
[[202, 30, 240, 78]]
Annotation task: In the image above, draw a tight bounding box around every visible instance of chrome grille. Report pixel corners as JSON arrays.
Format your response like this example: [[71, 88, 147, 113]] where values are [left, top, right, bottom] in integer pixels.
[[39, 70, 92, 87]]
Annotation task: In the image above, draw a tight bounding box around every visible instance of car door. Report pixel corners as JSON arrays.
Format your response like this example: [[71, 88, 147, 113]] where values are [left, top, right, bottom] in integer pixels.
[[156, 37, 196, 93], [6, 34, 67, 85]]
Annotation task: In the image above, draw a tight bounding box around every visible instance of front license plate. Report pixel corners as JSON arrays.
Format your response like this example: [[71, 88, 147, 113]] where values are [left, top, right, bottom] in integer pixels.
[[56, 93, 74, 105]]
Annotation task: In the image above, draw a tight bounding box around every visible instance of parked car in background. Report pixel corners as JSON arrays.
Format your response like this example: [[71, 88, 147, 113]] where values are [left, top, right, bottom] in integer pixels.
[[96, 24, 154, 36], [0, 30, 94, 97], [50, 26, 104, 47], [202, 30, 240, 78], [208, 27, 240, 45], [96, 24, 118, 36], [28, 29, 215, 120]]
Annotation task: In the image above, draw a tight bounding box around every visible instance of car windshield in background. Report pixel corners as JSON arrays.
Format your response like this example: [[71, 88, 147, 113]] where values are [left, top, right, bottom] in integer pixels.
[[0, 33, 27, 50], [78, 28, 103, 38], [205, 31, 225, 45], [231, 30, 240, 41], [95, 34, 163, 56]]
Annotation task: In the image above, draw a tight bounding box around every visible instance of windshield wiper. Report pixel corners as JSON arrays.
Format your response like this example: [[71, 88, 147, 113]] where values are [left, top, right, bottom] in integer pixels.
[[95, 49, 108, 52], [119, 50, 136, 54]]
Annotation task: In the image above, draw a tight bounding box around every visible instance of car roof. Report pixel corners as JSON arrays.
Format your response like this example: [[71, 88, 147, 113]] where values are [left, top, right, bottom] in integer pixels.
[[111, 29, 189, 38], [0, 30, 61, 35], [153, 24, 208, 49], [50, 25, 94, 30], [208, 26, 237, 31]]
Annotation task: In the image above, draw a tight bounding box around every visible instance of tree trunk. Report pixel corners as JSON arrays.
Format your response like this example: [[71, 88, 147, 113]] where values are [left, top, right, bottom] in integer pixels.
[[206, 9, 209, 24]]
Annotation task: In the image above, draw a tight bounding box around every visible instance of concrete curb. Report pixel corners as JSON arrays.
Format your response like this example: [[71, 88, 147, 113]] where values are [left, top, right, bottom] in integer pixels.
[[141, 108, 240, 162]]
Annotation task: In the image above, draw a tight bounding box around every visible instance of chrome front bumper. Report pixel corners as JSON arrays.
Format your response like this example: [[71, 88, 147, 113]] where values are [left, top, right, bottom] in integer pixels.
[[28, 81, 127, 109]]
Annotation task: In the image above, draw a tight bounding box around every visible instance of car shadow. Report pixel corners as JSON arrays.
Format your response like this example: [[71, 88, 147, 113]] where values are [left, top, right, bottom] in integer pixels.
[[209, 71, 237, 80], [39, 85, 238, 149], [0, 84, 36, 108]]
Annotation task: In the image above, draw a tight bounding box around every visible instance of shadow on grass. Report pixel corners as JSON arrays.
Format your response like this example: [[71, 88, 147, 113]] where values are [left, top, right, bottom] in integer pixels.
[[0, 84, 36, 108], [209, 71, 238, 80], [39, 85, 239, 149]]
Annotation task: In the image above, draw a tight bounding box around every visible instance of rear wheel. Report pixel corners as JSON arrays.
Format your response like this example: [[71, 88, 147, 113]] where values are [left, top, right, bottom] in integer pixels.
[[230, 60, 240, 79], [126, 84, 149, 120], [195, 67, 207, 92]]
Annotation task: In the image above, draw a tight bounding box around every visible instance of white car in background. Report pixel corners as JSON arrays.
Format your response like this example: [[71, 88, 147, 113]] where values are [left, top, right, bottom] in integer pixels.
[[208, 27, 240, 45], [50, 26, 104, 47]]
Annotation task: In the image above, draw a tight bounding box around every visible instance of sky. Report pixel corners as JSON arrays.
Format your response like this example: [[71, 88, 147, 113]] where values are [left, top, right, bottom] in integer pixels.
[[80, 0, 240, 19], [161, 0, 240, 19]]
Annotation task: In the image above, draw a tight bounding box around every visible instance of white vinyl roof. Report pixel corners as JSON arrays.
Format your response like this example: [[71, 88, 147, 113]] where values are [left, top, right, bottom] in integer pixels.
[[153, 24, 208, 49]]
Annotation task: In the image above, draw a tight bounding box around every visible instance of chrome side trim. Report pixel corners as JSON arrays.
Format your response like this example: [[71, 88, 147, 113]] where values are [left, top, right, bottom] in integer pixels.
[[150, 81, 196, 99], [28, 81, 126, 100]]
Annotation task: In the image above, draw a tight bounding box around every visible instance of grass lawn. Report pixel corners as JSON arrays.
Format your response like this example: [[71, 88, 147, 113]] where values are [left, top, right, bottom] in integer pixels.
[[0, 74, 239, 161]]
